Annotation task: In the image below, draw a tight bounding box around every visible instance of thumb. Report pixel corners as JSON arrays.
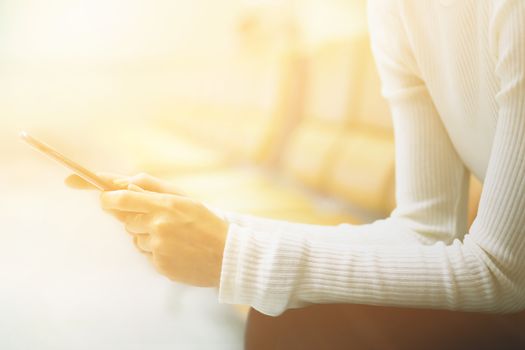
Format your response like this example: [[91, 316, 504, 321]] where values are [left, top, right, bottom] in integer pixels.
[[127, 183, 146, 192], [66, 172, 128, 191], [65, 174, 97, 190]]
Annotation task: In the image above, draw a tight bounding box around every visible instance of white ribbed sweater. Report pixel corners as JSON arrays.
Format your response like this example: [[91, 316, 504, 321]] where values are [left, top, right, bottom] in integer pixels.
[[218, 0, 525, 316]]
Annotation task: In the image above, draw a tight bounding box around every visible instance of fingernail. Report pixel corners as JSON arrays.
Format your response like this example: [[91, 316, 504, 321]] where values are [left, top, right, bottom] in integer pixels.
[[128, 184, 144, 192], [113, 179, 129, 186]]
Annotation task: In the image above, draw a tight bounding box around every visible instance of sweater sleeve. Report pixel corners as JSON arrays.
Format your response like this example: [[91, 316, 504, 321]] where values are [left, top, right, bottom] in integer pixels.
[[218, 0, 525, 316]]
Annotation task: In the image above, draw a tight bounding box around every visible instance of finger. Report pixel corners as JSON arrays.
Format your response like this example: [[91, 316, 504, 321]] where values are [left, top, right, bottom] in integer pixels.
[[133, 234, 152, 253], [127, 173, 161, 192], [97, 172, 128, 184], [125, 213, 152, 234], [100, 190, 166, 213], [128, 183, 146, 192], [65, 172, 128, 190], [110, 210, 130, 223], [128, 183, 176, 198], [126, 173, 185, 196], [110, 173, 160, 193], [65, 174, 96, 190]]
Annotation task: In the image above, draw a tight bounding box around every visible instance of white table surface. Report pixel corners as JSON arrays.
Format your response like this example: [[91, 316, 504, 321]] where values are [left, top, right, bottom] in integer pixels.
[[0, 141, 244, 350]]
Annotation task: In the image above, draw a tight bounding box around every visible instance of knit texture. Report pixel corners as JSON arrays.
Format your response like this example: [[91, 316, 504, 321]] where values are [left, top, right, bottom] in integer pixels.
[[218, 0, 525, 316]]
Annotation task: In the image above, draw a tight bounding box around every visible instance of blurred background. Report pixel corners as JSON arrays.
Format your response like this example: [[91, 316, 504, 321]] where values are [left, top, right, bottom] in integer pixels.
[[1, 0, 395, 221], [0, 0, 482, 349]]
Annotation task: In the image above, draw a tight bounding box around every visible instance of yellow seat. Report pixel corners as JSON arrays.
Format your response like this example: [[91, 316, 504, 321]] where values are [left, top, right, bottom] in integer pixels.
[[138, 48, 305, 175], [323, 129, 395, 215], [322, 44, 396, 216], [280, 118, 346, 188], [167, 37, 372, 224]]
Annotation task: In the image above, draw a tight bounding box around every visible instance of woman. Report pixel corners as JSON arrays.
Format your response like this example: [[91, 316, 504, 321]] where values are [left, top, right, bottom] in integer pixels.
[[68, 0, 525, 348]]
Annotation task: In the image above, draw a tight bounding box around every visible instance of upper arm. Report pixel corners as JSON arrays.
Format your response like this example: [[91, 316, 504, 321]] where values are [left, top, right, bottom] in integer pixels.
[[368, 0, 470, 244], [467, 0, 525, 301]]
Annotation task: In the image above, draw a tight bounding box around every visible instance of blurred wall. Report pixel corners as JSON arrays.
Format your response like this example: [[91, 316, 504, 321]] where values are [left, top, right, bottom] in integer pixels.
[[1, 0, 242, 129], [0, 0, 368, 160]]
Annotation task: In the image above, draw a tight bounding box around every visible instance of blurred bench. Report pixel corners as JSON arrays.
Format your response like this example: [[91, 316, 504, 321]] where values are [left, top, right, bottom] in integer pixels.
[[163, 36, 395, 225]]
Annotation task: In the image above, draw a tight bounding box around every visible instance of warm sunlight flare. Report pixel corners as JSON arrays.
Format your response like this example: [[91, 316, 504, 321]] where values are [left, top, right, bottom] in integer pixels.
[[4, 0, 521, 349]]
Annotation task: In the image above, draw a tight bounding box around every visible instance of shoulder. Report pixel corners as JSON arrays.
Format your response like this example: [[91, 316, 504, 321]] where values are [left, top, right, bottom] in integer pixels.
[[367, 0, 411, 63], [488, 0, 525, 59], [367, 0, 402, 43], [367, 0, 400, 25], [489, 0, 525, 39]]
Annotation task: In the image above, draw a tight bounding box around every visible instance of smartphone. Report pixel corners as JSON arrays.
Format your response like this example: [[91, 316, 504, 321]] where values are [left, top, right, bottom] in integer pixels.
[[19, 131, 116, 191]]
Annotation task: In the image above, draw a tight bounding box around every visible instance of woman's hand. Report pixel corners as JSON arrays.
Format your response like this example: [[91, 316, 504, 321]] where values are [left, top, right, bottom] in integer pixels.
[[65, 172, 183, 195], [66, 172, 229, 287]]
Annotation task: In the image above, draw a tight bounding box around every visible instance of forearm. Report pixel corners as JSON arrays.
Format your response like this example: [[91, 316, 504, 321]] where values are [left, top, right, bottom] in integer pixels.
[[219, 219, 523, 316], [215, 206, 428, 245]]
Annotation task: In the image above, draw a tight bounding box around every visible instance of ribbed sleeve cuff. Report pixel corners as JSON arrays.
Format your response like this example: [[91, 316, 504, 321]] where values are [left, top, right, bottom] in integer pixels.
[[218, 223, 308, 316], [218, 223, 243, 307]]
